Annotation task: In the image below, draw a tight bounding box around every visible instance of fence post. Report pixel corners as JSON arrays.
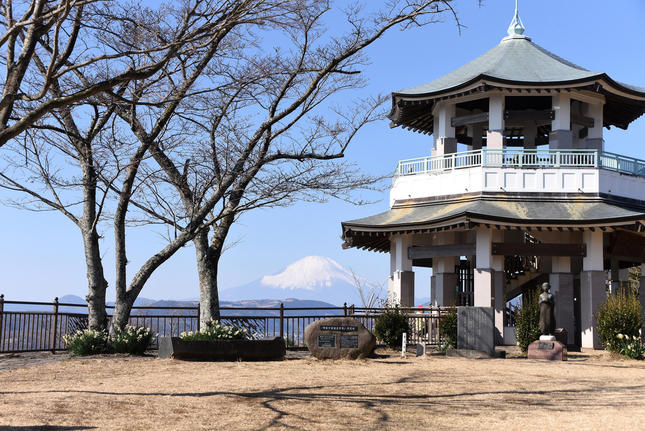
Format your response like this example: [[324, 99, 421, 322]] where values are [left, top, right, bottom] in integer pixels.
[[0, 294, 4, 351], [51, 297, 59, 353], [196, 302, 201, 332], [343, 302, 347, 316], [279, 303, 284, 339]]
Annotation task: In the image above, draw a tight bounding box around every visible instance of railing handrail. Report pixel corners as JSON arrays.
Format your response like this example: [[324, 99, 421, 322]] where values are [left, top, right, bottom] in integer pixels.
[[394, 148, 645, 178]]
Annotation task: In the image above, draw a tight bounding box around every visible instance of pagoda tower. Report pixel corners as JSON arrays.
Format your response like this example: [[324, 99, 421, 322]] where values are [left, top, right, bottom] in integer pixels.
[[341, 8, 645, 349]]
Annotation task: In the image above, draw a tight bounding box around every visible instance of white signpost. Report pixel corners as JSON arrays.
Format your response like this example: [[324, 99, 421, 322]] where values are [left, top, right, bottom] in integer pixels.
[[401, 332, 407, 357]]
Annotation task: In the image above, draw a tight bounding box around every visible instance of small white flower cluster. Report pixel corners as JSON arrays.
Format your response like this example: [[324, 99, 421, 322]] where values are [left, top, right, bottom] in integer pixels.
[[616, 333, 640, 341], [614, 333, 644, 360], [63, 328, 108, 345], [180, 320, 250, 341], [113, 325, 154, 343]]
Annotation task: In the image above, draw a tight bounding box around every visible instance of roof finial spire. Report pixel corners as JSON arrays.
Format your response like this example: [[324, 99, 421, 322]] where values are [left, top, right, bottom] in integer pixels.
[[507, 0, 525, 36]]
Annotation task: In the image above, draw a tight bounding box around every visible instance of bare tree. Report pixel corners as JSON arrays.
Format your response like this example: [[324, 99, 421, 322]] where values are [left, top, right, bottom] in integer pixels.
[[1, 0, 462, 332], [0, 0, 296, 330], [0, 0, 244, 148], [113, 0, 459, 328], [350, 269, 386, 309]]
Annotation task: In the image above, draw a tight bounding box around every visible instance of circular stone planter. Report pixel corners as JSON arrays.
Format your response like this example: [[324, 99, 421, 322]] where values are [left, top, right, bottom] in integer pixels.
[[158, 336, 286, 361]]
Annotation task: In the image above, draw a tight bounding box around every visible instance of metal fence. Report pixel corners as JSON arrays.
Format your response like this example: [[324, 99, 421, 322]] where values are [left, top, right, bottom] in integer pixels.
[[0, 295, 453, 353]]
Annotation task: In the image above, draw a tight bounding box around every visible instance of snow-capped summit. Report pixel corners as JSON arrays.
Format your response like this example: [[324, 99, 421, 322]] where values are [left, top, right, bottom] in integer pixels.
[[220, 255, 378, 306], [260, 256, 354, 291]]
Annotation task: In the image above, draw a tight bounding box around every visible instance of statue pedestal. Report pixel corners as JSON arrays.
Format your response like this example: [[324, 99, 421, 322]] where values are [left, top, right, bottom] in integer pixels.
[[527, 340, 567, 361]]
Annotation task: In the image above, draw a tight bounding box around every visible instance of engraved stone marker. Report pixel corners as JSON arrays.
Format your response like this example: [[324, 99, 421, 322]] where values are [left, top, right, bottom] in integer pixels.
[[305, 317, 375, 360]]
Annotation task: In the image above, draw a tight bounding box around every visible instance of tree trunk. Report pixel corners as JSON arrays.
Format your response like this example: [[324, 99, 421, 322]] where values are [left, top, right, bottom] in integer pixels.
[[111, 293, 134, 337], [194, 228, 221, 328], [82, 229, 109, 330]]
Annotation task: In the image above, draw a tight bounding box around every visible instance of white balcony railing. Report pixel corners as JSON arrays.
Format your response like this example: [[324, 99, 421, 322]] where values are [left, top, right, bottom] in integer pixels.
[[394, 149, 645, 178]]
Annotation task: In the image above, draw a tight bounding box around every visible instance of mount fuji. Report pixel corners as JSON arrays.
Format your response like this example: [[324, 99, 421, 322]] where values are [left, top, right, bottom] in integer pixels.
[[220, 256, 382, 307]]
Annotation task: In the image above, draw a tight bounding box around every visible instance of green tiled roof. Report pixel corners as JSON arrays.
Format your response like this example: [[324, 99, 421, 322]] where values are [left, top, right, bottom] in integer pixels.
[[396, 35, 602, 97]]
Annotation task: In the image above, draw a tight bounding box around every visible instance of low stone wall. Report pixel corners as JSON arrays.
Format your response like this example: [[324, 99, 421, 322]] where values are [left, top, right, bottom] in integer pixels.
[[158, 337, 286, 361]]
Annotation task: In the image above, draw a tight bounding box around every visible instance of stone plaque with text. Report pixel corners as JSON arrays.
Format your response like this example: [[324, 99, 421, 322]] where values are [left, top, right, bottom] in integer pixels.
[[305, 317, 375, 359], [317, 334, 336, 348], [340, 335, 359, 349]]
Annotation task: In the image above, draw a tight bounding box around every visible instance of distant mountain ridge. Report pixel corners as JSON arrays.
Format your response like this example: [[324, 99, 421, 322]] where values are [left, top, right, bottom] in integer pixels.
[[6, 295, 340, 316]]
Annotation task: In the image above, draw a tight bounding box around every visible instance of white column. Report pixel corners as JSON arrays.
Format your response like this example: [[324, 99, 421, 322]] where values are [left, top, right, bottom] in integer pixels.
[[550, 93, 572, 149], [487, 94, 505, 150], [584, 102, 604, 151], [388, 235, 414, 307], [474, 227, 504, 344], [434, 102, 457, 156], [580, 230, 606, 349]]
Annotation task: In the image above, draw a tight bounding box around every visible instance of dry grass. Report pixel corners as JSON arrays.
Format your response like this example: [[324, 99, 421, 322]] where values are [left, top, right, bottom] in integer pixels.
[[1, 349, 645, 430]]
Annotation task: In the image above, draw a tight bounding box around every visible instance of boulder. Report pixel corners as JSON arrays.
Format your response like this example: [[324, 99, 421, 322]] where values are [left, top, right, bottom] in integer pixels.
[[304, 317, 375, 360]]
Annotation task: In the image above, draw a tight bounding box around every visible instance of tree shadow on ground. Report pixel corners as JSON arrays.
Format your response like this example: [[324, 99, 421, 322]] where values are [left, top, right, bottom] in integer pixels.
[[3, 380, 645, 430]]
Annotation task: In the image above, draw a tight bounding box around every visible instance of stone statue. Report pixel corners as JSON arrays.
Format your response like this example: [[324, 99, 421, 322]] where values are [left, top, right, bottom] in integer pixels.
[[538, 282, 555, 336]]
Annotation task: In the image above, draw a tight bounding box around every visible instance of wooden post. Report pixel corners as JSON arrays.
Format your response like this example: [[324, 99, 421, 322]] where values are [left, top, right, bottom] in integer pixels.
[[196, 302, 201, 332], [51, 297, 59, 353], [0, 294, 4, 352], [343, 302, 347, 316], [279, 303, 284, 340]]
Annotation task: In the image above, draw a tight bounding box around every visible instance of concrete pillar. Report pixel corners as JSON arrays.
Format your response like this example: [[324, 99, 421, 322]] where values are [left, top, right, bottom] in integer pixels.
[[550, 256, 574, 345], [474, 227, 504, 344], [487, 94, 505, 150], [550, 93, 572, 149], [471, 125, 483, 151], [431, 256, 458, 306], [580, 230, 606, 349], [610, 258, 620, 295], [584, 101, 604, 151], [389, 235, 414, 307], [523, 124, 537, 150], [434, 102, 457, 156]]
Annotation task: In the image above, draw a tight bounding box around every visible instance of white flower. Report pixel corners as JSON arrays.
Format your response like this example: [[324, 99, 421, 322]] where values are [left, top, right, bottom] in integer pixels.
[[617, 334, 624, 339]]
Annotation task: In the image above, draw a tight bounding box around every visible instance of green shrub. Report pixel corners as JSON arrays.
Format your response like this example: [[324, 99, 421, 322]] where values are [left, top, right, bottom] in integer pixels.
[[110, 325, 154, 355], [596, 291, 642, 353], [374, 307, 410, 349], [180, 320, 251, 341], [63, 329, 108, 356], [439, 309, 458, 350], [515, 289, 541, 353]]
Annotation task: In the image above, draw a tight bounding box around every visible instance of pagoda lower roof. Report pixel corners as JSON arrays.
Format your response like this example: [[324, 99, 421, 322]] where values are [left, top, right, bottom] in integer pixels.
[[341, 196, 645, 252]]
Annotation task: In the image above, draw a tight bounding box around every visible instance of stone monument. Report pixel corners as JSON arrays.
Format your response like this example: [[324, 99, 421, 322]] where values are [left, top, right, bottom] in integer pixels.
[[304, 317, 375, 359], [528, 282, 567, 361]]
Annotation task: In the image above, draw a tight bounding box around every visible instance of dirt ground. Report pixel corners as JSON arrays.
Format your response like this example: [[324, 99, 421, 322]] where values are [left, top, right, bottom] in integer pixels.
[[1, 348, 645, 431]]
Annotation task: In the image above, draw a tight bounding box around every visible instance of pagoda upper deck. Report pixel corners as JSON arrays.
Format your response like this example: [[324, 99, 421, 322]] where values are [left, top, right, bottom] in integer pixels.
[[391, 148, 645, 206]]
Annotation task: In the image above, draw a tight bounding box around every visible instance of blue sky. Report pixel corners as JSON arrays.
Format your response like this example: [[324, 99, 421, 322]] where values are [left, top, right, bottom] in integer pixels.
[[1, 0, 645, 302]]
